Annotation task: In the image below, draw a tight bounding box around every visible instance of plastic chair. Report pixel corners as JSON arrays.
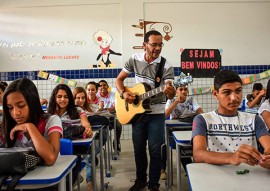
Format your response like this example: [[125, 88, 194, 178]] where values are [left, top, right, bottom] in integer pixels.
[[60, 138, 73, 155]]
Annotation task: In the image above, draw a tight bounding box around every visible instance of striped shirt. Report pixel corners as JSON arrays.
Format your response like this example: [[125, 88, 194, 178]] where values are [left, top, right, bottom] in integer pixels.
[[192, 111, 268, 152], [123, 52, 174, 113]]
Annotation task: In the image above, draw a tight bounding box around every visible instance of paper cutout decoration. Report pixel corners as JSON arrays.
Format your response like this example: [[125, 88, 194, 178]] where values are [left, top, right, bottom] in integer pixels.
[[242, 77, 252, 85], [38, 69, 270, 95], [48, 74, 59, 82], [37, 71, 49, 79], [66, 80, 77, 87]]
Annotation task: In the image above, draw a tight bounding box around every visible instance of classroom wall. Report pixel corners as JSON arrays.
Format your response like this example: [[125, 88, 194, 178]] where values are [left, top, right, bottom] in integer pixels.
[[1, 0, 270, 139], [1, 0, 270, 71]]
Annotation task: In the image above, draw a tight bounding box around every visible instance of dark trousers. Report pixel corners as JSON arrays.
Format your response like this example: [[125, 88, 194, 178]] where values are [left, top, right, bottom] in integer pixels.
[[109, 118, 122, 146], [132, 114, 165, 188]]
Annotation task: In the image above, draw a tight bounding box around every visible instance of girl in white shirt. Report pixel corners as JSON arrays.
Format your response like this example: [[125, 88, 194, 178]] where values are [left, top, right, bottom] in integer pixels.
[[258, 79, 270, 132], [1, 78, 62, 166]]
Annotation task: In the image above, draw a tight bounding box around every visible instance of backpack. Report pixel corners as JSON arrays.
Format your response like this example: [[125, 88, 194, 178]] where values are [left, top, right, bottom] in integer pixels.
[[63, 124, 85, 140], [61, 119, 85, 140], [178, 113, 198, 123], [0, 150, 40, 191]]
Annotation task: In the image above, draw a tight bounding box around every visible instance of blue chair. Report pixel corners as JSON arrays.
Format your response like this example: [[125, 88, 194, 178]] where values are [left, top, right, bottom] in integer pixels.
[[60, 138, 73, 155]]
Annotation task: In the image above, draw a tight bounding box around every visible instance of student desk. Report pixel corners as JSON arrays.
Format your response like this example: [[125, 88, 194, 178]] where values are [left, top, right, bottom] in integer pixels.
[[91, 125, 109, 189], [91, 112, 114, 176], [72, 136, 95, 191], [72, 132, 101, 191], [5, 155, 77, 191], [165, 120, 192, 190], [72, 126, 109, 191], [108, 113, 119, 160], [172, 131, 192, 191], [91, 110, 117, 162], [187, 163, 270, 191]]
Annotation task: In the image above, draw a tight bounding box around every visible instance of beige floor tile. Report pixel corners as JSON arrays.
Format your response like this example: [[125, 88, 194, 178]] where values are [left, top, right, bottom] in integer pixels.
[[74, 139, 190, 191]]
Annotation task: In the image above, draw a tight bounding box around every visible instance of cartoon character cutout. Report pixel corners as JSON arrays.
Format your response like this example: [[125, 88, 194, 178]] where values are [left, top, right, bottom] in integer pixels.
[[93, 30, 122, 67]]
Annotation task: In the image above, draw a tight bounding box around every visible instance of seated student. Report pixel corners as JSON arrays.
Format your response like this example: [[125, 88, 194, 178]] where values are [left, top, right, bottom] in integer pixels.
[[0, 78, 62, 165], [47, 84, 93, 186], [245, 82, 266, 109], [0, 81, 8, 123], [73, 86, 93, 114], [74, 86, 110, 126], [86, 81, 100, 112], [97, 80, 116, 113], [165, 84, 203, 119], [48, 84, 93, 137], [97, 80, 122, 153], [258, 79, 270, 132], [160, 84, 203, 180], [192, 70, 270, 169], [73, 86, 109, 191]]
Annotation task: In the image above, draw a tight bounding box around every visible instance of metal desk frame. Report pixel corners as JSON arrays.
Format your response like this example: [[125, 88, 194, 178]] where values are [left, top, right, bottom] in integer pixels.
[[165, 120, 192, 190]]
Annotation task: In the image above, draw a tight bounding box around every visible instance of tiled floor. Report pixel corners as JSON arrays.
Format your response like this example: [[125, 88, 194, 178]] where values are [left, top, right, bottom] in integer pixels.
[[75, 139, 190, 191]]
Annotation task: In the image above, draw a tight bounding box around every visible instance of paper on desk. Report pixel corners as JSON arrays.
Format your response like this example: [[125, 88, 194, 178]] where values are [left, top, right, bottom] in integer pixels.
[[89, 110, 114, 117], [0, 147, 35, 153], [244, 108, 258, 114], [61, 119, 81, 127]]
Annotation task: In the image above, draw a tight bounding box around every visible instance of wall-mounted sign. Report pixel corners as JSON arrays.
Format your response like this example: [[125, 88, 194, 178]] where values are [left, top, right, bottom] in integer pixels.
[[181, 49, 221, 78]]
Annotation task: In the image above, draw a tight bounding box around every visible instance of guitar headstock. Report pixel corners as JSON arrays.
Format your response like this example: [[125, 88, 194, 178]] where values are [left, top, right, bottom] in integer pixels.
[[173, 72, 193, 87]]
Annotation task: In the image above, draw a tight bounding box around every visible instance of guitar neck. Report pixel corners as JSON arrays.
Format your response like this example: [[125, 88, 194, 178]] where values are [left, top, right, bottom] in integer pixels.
[[139, 85, 166, 100]]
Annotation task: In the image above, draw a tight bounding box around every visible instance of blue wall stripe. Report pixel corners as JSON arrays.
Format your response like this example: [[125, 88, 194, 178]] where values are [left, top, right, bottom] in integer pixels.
[[0, 65, 270, 81]]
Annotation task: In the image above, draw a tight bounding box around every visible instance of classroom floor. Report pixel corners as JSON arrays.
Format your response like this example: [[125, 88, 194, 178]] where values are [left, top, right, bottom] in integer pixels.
[[74, 139, 190, 191]]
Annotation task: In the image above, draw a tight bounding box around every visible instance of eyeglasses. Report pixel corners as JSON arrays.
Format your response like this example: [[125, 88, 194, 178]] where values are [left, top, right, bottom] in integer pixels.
[[147, 42, 164, 48]]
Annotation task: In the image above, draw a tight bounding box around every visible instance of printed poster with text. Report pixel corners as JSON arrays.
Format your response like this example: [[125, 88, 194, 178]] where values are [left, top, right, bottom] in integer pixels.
[[181, 49, 221, 78]]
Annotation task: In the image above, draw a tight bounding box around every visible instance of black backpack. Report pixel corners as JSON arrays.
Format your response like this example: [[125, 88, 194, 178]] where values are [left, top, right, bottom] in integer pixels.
[[0, 150, 40, 191]]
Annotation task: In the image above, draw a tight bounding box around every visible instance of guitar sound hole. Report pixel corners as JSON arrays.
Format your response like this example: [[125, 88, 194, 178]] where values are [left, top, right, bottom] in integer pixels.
[[133, 95, 139, 105]]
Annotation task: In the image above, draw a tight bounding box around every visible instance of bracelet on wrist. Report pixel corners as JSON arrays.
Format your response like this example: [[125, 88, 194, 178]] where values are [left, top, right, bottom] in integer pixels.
[[120, 90, 125, 99]]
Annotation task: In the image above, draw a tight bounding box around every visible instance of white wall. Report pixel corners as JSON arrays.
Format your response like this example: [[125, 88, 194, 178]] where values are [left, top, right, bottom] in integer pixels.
[[1, 0, 270, 72], [1, 0, 269, 139]]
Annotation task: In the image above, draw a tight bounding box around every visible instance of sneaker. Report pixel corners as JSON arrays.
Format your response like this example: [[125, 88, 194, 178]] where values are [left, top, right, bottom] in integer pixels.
[[95, 156, 99, 166], [117, 143, 121, 153], [149, 186, 160, 191], [73, 175, 84, 188], [160, 170, 167, 180], [128, 179, 147, 191]]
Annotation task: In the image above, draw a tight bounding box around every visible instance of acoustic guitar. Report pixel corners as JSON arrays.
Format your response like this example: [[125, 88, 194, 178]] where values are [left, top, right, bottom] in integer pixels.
[[115, 73, 193, 124]]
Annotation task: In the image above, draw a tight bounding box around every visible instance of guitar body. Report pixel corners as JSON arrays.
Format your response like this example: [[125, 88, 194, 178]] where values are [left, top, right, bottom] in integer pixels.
[[115, 83, 152, 124], [115, 72, 194, 124]]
